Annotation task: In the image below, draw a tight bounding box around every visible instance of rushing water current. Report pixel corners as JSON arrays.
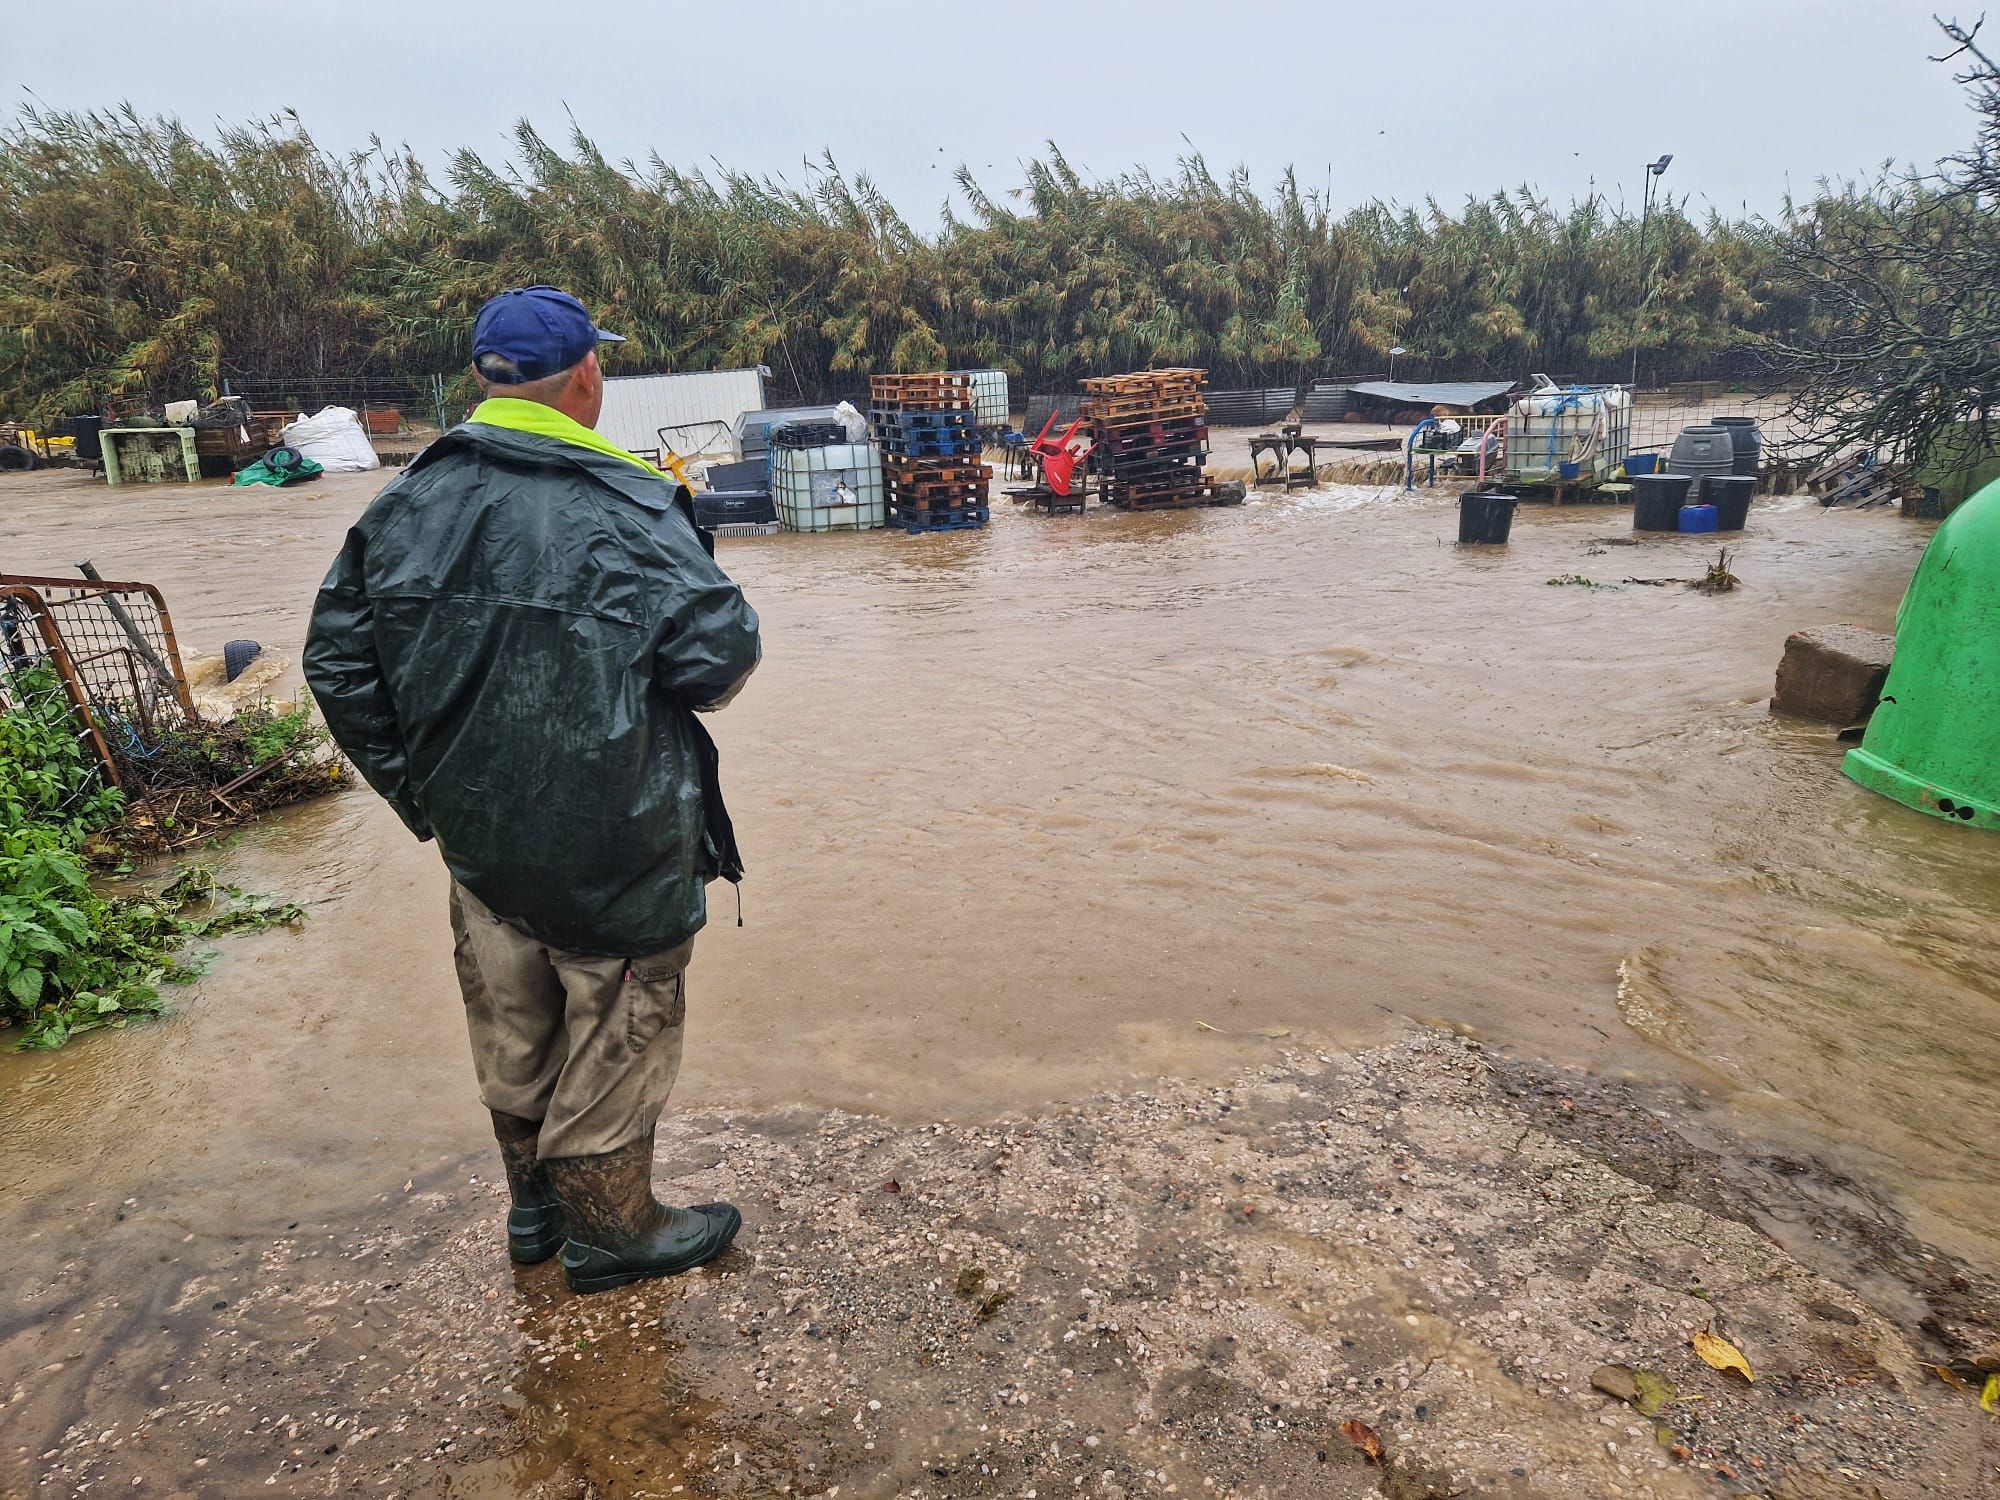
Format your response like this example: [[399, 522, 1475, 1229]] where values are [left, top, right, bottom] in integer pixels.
[[2, 464, 1991, 1308]]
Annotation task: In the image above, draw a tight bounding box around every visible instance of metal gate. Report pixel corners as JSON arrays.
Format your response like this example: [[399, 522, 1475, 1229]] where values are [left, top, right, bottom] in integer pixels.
[[0, 572, 197, 791]]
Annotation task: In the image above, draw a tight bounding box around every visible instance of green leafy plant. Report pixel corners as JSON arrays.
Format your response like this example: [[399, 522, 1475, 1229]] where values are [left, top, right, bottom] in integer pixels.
[[0, 106, 1786, 418], [240, 700, 317, 767], [0, 667, 305, 1049]]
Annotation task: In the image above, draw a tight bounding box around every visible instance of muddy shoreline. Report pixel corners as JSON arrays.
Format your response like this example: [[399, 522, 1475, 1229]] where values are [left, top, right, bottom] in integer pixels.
[[12, 1030, 1998, 1498]]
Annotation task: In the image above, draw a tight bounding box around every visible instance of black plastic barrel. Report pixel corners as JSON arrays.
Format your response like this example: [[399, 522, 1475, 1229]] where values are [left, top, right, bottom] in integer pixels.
[[1457, 490, 1518, 544], [1632, 472, 1693, 532], [68, 415, 104, 461], [1702, 474, 1756, 530], [1669, 425, 1737, 486], [1711, 416, 1762, 479]]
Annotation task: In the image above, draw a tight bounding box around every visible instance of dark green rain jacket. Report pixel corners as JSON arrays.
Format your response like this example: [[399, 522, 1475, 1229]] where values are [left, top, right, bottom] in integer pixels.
[[303, 406, 759, 958]]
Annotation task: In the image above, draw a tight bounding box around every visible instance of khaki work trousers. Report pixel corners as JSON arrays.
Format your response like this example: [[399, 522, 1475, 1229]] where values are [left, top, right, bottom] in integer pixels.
[[448, 881, 694, 1160]]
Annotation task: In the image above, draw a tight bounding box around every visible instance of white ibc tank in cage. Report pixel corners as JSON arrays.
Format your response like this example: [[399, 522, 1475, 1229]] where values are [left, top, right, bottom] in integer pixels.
[[955, 369, 1009, 431], [1506, 377, 1631, 482], [771, 442, 885, 532]]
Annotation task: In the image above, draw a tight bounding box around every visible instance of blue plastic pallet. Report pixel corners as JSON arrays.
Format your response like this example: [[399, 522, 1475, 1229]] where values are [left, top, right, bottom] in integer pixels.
[[877, 424, 981, 440], [870, 408, 972, 430], [890, 502, 990, 519], [889, 515, 989, 534], [889, 502, 989, 526], [879, 439, 984, 458]]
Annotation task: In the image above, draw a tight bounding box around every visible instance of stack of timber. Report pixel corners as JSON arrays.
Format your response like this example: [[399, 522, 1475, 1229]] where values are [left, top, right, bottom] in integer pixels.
[[869, 373, 992, 533], [1081, 369, 1244, 510]]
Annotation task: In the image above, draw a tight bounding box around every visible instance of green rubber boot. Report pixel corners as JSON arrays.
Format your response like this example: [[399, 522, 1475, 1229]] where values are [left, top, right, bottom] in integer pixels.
[[492, 1111, 567, 1265], [545, 1133, 741, 1294]]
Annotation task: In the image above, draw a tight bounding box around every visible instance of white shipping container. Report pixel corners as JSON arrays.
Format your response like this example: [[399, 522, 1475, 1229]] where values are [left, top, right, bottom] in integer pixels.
[[595, 368, 767, 459], [772, 443, 885, 532]]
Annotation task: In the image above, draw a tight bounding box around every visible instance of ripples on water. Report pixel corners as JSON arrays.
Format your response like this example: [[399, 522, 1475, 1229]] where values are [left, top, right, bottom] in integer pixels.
[[3, 477, 1990, 1273]]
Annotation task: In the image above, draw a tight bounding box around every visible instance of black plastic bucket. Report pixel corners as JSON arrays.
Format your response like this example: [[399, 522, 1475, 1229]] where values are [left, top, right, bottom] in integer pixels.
[[67, 414, 104, 462], [1702, 473, 1756, 530], [1632, 473, 1693, 532], [1458, 490, 1518, 544], [1711, 416, 1762, 479]]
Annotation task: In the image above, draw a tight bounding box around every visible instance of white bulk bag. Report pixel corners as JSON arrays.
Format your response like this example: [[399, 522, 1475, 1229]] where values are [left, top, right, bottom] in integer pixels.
[[283, 406, 381, 472]]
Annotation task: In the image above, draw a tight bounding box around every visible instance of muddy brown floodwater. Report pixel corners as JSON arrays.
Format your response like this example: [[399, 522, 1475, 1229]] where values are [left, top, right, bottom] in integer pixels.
[[3, 459, 1998, 1497]]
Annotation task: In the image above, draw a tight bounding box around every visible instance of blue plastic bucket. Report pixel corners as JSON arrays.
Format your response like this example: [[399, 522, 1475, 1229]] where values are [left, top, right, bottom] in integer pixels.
[[1678, 503, 1720, 534], [1625, 453, 1659, 476]]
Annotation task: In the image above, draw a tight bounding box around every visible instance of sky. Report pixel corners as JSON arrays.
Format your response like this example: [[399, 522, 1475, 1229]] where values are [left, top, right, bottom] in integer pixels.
[[0, 0, 1980, 224]]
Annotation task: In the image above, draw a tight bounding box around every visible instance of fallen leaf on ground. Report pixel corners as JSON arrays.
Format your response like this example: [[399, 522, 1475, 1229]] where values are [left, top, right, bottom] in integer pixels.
[[1982, 1373, 1999, 1413], [1694, 1330, 1755, 1382], [1594, 1363, 1675, 1415], [1631, 1370, 1678, 1416], [1195, 1020, 1221, 1033], [1936, 1364, 1975, 1395], [1257, 1026, 1292, 1039], [1338, 1418, 1387, 1464]]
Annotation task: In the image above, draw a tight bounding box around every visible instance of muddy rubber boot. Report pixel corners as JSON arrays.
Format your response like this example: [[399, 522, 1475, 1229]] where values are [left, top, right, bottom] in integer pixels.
[[545, 1132, 741, 1294], [491, 1111, 566, 1265]]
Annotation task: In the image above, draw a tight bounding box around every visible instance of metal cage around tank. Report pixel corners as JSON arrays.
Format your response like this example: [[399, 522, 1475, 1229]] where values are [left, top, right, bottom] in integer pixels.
[[0, 573, 198, 790]]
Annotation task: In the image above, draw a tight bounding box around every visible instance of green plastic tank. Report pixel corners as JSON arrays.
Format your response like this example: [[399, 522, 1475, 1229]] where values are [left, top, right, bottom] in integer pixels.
[[1843, 476, 2000, 826]]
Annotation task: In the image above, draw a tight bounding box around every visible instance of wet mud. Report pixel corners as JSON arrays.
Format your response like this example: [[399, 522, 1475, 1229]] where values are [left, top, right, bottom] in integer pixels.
[[4, 451, 1999, 1495], [12, 1034, 1999, 1497]]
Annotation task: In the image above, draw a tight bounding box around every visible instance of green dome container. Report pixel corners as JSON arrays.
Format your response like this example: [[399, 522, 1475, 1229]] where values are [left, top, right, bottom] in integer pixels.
[[1843, 477, 2000, 826]]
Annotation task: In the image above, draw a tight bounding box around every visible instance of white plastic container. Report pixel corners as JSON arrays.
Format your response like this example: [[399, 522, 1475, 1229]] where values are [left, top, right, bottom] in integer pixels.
[[1505, 378, 1631, 483], [957, 369, 1009, 431], [771, 442, 885, 532]]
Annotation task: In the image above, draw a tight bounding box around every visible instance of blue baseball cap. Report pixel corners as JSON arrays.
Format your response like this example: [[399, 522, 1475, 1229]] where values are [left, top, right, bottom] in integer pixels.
[[472, 285, 625, 383]]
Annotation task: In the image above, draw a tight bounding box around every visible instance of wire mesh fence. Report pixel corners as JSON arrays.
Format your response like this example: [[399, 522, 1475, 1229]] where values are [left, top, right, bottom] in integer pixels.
[[0, 603, 119, 827], [216, 369, 451, 435], [0, 574, 197, 795], [1628, 391, 1781, 458]]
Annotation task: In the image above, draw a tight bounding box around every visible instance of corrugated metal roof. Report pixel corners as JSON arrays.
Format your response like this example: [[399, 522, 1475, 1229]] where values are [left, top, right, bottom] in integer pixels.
[[1345, 380, 1516, 408], [597, 369, 767, 456]]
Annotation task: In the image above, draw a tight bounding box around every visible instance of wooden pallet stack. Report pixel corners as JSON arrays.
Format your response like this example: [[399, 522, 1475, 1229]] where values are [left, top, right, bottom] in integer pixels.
[[1809, 452, 1921, 512], [1082, 368, 1241, 510], [868, 373, 992, 533]]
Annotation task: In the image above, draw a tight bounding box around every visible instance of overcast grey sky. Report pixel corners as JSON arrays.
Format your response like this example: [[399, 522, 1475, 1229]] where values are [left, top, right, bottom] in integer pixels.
[[2, 1, 1979, 222]]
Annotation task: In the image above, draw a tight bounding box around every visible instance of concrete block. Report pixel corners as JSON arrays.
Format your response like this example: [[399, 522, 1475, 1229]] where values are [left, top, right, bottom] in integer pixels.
[[1771, 624, 1895, 724]]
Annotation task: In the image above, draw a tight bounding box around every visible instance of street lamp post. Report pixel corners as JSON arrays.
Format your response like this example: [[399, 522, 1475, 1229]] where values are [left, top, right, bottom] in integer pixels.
[[1628, 153, 1673, 392], [1389, 346, 1407, 380]]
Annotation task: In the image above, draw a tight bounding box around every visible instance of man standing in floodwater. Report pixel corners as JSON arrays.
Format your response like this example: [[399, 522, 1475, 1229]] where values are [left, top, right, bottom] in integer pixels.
[[303, 286, 760, 1293]]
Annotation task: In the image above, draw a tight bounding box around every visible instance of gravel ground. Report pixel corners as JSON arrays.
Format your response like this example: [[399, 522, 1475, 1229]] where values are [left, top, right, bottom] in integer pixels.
[[16, 1031, 2000, 1499]]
